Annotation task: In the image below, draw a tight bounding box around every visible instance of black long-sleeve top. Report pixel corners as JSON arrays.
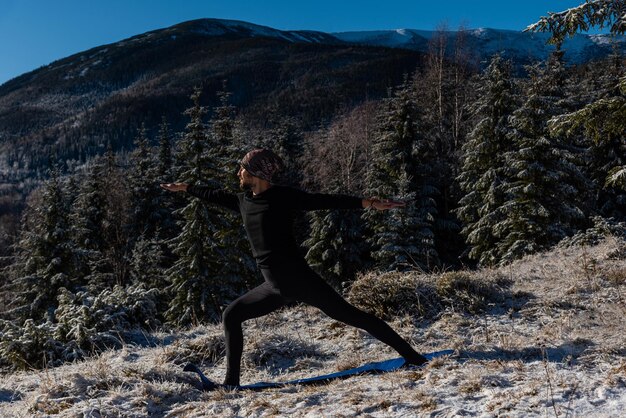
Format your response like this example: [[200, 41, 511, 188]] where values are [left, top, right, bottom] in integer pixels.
[[186, 184, 363, 268]]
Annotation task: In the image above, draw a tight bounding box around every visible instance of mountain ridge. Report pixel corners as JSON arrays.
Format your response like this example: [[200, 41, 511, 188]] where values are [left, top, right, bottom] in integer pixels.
[[2, 18, 624, 89], [331, 26, 626, 65], [0, 17, 623, 179], [0, 17, 424, 176]]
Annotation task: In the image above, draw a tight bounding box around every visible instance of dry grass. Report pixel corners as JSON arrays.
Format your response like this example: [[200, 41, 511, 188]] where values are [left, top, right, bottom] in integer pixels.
[[157, 333, 225, 366], [604, 265, 626, 286], [459, 378, 482, 395]]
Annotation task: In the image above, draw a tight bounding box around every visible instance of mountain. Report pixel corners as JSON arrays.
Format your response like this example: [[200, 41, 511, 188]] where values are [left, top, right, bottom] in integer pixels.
[[332, 27, 626, 66], [0, 18, 423, 179], [0, 18, 623, 183]]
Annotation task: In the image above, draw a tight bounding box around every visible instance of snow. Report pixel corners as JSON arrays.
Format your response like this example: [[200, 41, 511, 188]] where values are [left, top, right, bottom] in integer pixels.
[[218, 18, 282, 38], [331, 27, 625, 63], [192, 18, 327, 44], [1, 237, 625, 417], [470, 28, 489, 38], [332, 29, 426, 48], [290, 32, 311, 43], [589, 34, 626, 45]]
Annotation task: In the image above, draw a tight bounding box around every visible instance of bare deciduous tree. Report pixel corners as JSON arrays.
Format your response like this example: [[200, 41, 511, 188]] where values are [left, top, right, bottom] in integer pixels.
[[302, 101, 378, 194]]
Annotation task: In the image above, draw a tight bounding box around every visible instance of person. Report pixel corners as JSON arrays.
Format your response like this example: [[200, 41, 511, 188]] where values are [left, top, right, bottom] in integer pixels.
[[160, 148, 427, 387]]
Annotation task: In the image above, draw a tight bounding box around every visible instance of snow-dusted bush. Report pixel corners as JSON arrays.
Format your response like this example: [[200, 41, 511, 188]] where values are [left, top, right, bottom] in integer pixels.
[[348, 270, 509, 320], [348, 271, 440, 319], [0, 319, 65, 370], [55, 284, 161, 336], [0, 284, 160, 370], [557, 216, 626, 248], [435, 271, 508, 314]]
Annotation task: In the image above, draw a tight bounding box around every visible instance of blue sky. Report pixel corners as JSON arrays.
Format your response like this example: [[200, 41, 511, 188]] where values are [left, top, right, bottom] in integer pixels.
[[0, 0, 589, 85]]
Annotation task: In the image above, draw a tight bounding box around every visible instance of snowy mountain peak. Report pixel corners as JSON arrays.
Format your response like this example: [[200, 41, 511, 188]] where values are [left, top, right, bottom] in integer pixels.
[[175, 18, 339, 44], [164, 19, 626, 66], [332, 27, 626, 65]]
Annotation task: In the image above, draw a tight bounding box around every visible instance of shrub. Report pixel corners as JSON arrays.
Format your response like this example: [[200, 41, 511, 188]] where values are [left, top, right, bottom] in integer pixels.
[[348, 270, 509, 320], [347, 271, 436, 319], [558, 216, 626, 248], [0, 284, 160, 370], [435, 271, 505, 314], [0, 319, 65, 370], [604, 266, 626, 286]]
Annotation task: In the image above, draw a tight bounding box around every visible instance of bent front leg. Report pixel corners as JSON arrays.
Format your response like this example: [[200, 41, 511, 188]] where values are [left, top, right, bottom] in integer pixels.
[[222, 282, 285, 386]]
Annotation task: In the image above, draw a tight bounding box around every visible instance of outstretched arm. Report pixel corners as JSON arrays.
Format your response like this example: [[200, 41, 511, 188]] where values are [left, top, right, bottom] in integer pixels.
[[160, 182, 240, 213], [289, 187, 405, 211], [361, 197, 406, 211]]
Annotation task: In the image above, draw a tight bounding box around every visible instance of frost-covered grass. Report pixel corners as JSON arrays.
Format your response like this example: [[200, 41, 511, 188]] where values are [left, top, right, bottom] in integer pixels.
[[1, 236, 625, 417]]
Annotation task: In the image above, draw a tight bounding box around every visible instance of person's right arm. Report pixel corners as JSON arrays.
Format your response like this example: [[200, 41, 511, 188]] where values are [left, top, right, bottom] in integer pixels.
[[160, 183, 239, 213]]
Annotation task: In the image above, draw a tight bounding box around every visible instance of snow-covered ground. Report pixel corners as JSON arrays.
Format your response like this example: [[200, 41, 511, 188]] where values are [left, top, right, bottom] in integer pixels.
[[1, 237, 625, 417]]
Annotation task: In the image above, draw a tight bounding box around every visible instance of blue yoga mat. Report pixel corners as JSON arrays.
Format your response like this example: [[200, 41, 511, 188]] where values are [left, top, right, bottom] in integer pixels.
[[184, 349, 454, 391]]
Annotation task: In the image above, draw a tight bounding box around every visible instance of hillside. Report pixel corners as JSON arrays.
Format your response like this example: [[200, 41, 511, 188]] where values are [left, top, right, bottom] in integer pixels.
[[0, 18, 422, 177], [2, 18, 624, 178], [1, 235, 624, 417]]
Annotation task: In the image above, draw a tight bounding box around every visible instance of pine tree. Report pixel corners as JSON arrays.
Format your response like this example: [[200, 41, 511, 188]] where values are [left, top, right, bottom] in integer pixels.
[[127, 123, 160, 242], [129, 232, 169, 318], [548, 57, 626, 220], [69, 156, 112, 287], [210, 81, 244, 191], [153, 116, 179, 275], [207, 82, 258, 291], [584, 55, 625, 220], [13, 165, 77, 321], [72, 158, 107, 253], [303, 125, 368, 286], [364, 76, 438, 271], [211, 82, 258, 286], [455, 55, 517, 266], [527, 0, 626, 44], [304, 209, 366, 288], [166, 87, 233, 325], [496, 55, 588, 264], [157, 116, 173, 182], [260, 115, 304, 186], [102, 142, 132, 286], [130, 234, 167, 290], [528, 1, 625, 219]]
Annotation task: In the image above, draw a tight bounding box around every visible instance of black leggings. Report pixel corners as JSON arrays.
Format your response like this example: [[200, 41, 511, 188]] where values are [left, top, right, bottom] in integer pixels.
[[221, 259, 424, 386]]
